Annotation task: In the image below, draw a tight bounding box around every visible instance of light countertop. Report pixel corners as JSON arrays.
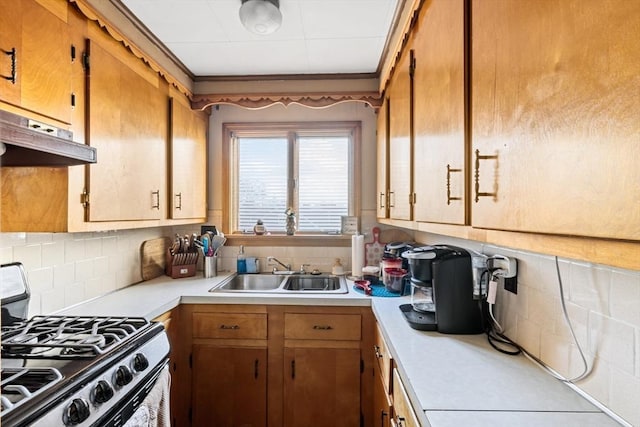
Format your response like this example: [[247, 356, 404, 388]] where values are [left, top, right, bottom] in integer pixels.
[[56, 273, 620, 427]]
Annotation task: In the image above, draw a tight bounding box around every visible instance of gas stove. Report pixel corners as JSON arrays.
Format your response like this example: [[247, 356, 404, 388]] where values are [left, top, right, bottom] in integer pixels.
[[0, 315, 170, 427]]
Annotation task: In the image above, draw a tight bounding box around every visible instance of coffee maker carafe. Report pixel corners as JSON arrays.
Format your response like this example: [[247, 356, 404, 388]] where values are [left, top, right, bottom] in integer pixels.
[[401, 245, 486, 334]]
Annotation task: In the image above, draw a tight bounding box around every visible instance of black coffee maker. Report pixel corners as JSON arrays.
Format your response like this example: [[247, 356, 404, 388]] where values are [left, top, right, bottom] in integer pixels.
[[400, 245, 485, 334]]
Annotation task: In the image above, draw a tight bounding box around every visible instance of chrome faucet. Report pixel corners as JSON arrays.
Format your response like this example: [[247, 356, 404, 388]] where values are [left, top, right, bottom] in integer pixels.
[[267, 256, 291, 273]]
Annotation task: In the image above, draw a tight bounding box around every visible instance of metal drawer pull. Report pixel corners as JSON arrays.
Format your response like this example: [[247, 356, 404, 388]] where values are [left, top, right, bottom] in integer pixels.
[[175, 192, 182, 210], [2, 48, 17, 84], [219, 324, 240, 330], [374, 345, 383, 359], [312, 325, 333, 330], [388, 191, 395, 207], [446, 164, 462, 205], [379, 192, 386, 209], [473, 149, 499, 202], [151, 190, 160, 209]]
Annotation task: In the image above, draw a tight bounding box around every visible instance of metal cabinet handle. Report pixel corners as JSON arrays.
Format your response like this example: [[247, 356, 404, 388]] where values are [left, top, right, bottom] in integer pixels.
[[2, 48, 17, 84], [379, 192, 386, 209], [446, 164, 462, 205], [374, 345, 383, 359], [291, 360, 295, 379], [473, 149, 499, 202], [396, 415, 406, 427], [175, 192, 182, 210], [151, 190, 160, 210], [312, 325, 333, 330], [388, 191, 395, 207], [254, 359, 259, 379], [219, 324, 240, 330]]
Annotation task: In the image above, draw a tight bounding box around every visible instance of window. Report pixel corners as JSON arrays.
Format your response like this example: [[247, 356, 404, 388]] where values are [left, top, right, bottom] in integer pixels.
[[224, 122, 361, 234]]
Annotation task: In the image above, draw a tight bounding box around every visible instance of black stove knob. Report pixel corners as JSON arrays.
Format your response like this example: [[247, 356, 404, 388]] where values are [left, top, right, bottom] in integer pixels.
[[114, 365, 133, 387], [92, 380, 114, 404], [64, 398, 90, 425], [132, 353, 149, 372]]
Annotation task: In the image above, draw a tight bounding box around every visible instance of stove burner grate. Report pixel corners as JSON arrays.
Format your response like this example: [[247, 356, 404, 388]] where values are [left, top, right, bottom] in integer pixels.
[[1, 315, 150, 359], [0, 367, 63, 416]]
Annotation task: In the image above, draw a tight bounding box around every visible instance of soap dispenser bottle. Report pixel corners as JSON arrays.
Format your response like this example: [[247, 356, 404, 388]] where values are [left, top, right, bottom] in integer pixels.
[[237, 245, 247, 273]]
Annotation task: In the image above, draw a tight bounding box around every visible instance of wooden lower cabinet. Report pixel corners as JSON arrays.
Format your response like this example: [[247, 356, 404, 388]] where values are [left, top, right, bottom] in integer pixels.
[[192, 345, 267, 426], [283, 347, 361, 427], [179, 304, 374, 427], [391, 369, 421, 427], [373, 372, 392, 427]]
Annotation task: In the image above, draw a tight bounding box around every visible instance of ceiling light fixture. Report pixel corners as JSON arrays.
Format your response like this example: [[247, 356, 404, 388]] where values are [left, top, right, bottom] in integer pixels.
[[239, 0, 282, 35]]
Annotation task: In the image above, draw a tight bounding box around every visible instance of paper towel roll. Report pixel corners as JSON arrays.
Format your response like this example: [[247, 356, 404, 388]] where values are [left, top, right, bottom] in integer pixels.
[[351, 234, 364, 278]]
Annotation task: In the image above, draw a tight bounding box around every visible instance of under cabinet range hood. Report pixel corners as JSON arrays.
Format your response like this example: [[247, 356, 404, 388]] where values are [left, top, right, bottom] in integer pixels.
[[0, 110, 96, 167]]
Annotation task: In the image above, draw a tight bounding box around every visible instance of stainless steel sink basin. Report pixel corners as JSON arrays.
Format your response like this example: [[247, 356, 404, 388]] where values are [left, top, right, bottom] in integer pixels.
[[210, 273, 348, 294], [282, 275, 342, 291], [214, 274, 284, 292]]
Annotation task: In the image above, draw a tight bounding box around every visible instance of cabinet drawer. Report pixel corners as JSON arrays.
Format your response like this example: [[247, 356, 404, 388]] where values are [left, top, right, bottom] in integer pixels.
[[374, 324, 393, 394], [284, 313, 361, 341], [193, 313, 267, 339], [392, 368, 421, 427]]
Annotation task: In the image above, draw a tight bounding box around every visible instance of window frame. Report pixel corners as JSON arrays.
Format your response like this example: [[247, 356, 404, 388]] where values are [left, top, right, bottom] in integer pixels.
[[222, 121, 362, 237]]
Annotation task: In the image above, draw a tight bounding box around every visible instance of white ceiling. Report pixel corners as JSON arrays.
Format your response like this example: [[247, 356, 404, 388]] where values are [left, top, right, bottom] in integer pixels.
[[120, 0, 400, 77]]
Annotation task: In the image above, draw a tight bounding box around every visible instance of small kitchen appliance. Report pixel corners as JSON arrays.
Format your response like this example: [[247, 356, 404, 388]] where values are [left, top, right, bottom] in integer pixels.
[[400, 245, 487, 334]]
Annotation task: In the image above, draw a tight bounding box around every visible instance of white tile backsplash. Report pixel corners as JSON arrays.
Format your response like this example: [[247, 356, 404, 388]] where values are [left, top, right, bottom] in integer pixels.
[[413, 230, 640, 426], [1, 225, 638, 425]]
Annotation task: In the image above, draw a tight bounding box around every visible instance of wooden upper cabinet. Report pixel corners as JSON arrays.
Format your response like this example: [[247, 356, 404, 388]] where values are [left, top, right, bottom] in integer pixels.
[[388, 46, 414, 221], [472, 0, 640, 240], [0, 0, 21, 107], [169, 95, 207, 220], [376, 98, 390, 219], [0, 0, 72, 125], [85, 37, 167, 222], [412, 0, 466, 225]]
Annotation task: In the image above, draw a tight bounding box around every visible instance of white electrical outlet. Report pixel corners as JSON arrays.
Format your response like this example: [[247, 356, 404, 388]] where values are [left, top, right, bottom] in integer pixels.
[[487, 255, 517, 278]]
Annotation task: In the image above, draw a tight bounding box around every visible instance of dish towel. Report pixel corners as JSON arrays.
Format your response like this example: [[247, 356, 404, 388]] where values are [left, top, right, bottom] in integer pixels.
[[124, 365, 171, 427]]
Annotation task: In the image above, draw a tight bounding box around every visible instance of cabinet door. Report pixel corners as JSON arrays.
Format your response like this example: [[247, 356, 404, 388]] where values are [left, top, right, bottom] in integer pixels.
[[376, 98, 390, 219], [0, 0, 21, 106], [388, 47, 413, 221], [169, 97, 207, 219], [86, 38, 167, 221], [0, 0, 72, 124], [392, 369, 421, 427], [283, 347, 360, 427], [374, 371, 392, 427], [472, 0, 640, 240], [192, 345, 267, 427], [413, 0, 466, 225]]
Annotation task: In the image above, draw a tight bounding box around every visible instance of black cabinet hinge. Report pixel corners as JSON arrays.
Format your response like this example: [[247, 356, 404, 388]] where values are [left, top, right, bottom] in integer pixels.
[[360, 359, 364, 374], [189, 353, 192, 369], [82, 52, 89, 71], [409, 50, 416, 76], [188, 407, 192, 424], [70, 45, 76, 63]]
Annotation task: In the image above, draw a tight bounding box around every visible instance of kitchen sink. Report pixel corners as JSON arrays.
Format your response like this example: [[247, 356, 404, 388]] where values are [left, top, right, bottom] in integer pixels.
[[210, 273, 348, 294], [214, 274, 284, 291], [282, 275, 342, 291]]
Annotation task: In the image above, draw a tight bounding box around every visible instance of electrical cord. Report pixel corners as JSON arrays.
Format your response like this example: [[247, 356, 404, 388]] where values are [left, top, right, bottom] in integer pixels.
[[484, 256, 591, 383], [483, 270, 521, 355]]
